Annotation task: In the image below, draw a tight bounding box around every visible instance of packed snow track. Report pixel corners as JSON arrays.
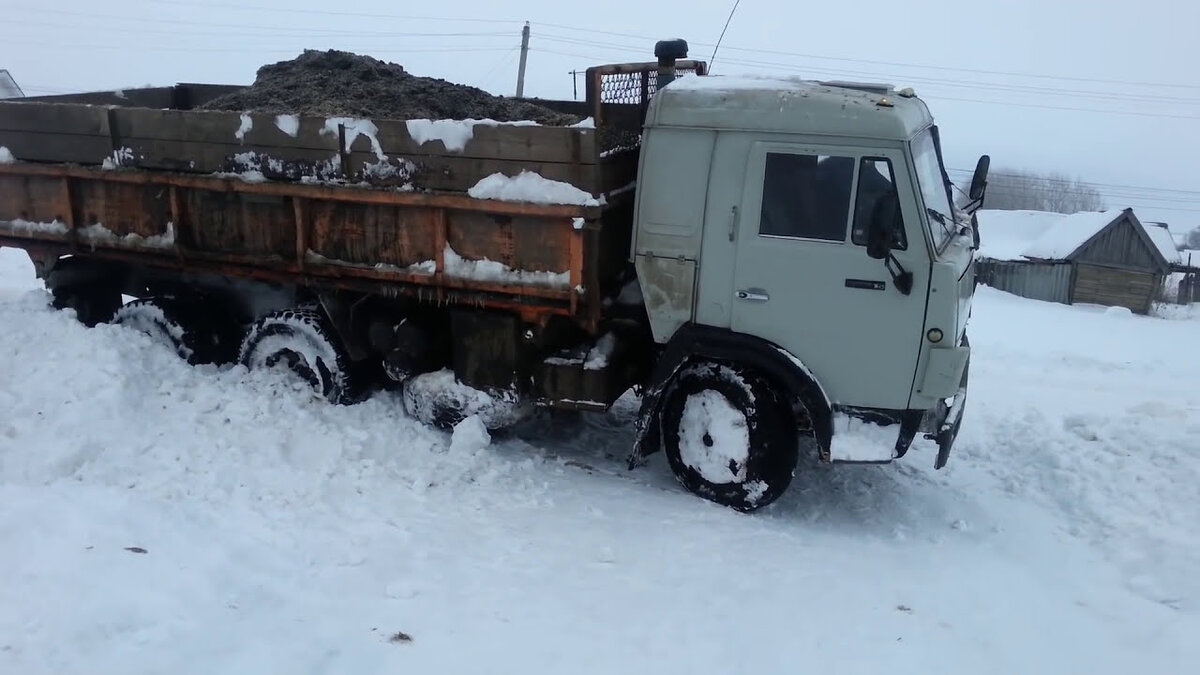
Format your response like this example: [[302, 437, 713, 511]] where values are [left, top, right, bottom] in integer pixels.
[[1, 247, 1196, 674]]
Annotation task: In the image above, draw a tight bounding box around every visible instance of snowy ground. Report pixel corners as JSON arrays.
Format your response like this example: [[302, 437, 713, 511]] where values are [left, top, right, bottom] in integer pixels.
[[1, 246, 1197, 674]]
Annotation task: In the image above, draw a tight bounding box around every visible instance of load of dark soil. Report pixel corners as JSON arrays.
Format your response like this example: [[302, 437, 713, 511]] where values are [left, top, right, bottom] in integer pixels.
[[199, 49, 581, 126]]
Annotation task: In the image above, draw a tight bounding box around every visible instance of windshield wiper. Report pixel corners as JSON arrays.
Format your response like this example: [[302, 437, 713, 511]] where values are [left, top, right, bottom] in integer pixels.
[[926, 207, 954, 237]]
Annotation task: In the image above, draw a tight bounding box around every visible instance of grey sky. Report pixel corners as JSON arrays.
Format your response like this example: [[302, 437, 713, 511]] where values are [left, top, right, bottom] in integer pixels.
[[3, 0, 1196, 232]]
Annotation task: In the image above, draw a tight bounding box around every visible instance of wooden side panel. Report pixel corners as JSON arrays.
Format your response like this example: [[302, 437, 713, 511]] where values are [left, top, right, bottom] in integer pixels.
[[1073, 263, 1158, 314], [446, 211, 573, 277], [0, 102, 112, 164], [0, 175, 74, 224], [369, 119, 596, 164], [72, 181, 171, 239], [185, 190, 296, 259], [113, 108, 342, 176], [306, 202, 438, 269]]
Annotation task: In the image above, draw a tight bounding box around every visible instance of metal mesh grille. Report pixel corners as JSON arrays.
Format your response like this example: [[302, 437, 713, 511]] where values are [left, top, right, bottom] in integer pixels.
[[590, 61, 706, 154]]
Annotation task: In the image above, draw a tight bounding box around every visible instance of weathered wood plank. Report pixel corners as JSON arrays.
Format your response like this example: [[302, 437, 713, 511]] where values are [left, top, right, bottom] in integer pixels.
[[349, 151, 600, 194], [0, 102, 111, 134], [0, 132, 113, 165], [370, 118, 596, 164]]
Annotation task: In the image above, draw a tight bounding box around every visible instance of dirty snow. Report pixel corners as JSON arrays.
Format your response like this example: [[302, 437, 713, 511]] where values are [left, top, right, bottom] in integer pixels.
[[1, 247, 1198, 674], [468, 171, 600, 206], [677, 390, 751, 484], [0, 146, 14, 164], [0, 219, 70, 236], [101, 147, 135, 170], [77, 222, 176, 249], [443, 244, 568, 288], [274, 114, 300, 138]]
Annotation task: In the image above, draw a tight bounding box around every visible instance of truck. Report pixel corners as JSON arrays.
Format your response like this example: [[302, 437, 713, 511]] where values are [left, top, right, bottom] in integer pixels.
[[0, 40, 990, 512]]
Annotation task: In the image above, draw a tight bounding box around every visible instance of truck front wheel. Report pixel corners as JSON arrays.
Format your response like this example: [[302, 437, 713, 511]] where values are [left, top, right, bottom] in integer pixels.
[[660, 362, 799, 512]]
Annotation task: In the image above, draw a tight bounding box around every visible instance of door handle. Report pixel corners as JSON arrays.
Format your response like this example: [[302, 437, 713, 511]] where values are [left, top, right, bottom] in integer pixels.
[[735, 288, 770, 303]]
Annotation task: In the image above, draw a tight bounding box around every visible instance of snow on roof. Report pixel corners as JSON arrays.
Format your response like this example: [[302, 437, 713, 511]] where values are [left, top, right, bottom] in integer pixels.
[[1021, 209, 1125, 260], [976, 209, 1134, 261], [975, 210, 1067, 261], [1143, 223, 1182, 265], [0, 70, 23, 99]]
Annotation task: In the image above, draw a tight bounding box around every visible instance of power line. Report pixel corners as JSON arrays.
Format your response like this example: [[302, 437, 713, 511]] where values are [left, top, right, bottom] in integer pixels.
[[101, 1, 1200, 91], [6, 7, 513, 37], [946, 168, 1200, 197], [0, 38, 515, 55], [532, 23, 1200, 91], [137, 0, 520, 24]]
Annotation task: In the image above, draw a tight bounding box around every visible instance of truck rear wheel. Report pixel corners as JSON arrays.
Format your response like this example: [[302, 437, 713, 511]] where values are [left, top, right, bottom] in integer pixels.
[[660, 361, 798, 512], [113, 298, 204, 364], [238, 309, 358, 404]]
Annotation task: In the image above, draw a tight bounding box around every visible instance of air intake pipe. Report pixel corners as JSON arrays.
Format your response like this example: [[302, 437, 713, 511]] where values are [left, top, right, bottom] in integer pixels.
[[654, 39, 689, 89]]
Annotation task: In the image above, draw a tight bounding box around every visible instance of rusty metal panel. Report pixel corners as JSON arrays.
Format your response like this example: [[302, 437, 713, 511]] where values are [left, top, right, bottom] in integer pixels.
[[306, 202, 438, 269], [977, 259, 1072, 305]]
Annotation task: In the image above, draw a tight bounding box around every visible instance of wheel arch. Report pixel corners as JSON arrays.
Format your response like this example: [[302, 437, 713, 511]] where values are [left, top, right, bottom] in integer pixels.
[[628, 323, 833, 468]]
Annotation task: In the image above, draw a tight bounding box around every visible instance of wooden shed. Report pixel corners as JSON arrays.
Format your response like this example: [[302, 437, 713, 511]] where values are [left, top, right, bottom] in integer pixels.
[[975, 208, 1174, 314]]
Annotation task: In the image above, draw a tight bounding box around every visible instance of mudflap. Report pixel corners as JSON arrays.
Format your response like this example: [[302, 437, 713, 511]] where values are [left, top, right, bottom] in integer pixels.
[[928, 351, 969, 470]]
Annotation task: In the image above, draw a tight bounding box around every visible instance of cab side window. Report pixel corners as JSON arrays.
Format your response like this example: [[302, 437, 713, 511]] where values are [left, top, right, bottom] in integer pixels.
[[759, 153, 854, 241], [851, 158, 907, 250]]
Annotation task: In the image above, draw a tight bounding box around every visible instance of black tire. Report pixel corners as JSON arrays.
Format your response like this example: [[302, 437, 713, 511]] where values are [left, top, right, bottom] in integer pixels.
[[52, 287, 121, 327], [660, 361, 799, 512], [46, 258, 123, 327], [237, 309, 358, 404], [113, 298, 205, 364]]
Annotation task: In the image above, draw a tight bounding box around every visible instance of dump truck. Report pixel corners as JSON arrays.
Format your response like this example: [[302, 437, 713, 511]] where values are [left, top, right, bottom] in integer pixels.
[[0, 41, 990, 511]]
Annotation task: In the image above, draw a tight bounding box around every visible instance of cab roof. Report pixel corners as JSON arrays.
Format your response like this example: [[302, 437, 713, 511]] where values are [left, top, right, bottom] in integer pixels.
[[646, 73, 934, 142]]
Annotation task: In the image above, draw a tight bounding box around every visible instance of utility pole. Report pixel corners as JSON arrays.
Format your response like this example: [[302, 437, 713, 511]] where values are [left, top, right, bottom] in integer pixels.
[[515, 21, 530, 98]]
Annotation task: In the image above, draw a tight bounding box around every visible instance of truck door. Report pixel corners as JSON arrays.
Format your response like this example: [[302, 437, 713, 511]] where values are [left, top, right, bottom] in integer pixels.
[[729, 142, 930, 410]]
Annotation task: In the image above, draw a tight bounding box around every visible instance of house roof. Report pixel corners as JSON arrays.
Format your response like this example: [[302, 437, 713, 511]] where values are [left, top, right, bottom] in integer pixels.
[[1142, 223, 1182, 265], [0, 70, 23, 99], [976, 207, 1171, 270]]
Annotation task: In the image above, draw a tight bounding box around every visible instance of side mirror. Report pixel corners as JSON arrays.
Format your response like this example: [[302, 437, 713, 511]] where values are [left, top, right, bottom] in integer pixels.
[[968, 155, 990, 201], [866, 193, 899, 260]]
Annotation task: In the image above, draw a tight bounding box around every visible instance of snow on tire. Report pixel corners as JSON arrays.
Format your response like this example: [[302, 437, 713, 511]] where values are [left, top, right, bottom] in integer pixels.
[[113, 298, 202, 363], [237, 309, 357, 404], [402, 368, 534, 431], [660, 361, 798, 512]]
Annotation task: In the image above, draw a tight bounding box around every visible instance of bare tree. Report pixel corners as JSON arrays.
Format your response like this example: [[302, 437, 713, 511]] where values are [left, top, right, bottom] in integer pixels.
[[1183, 226, 1200, 250], [961, 168, 1106, 214]]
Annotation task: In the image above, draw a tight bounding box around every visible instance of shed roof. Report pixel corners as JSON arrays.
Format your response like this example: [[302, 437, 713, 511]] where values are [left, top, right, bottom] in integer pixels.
[[977, 208, 1172, 270], [648, 73, 933, 141], [1021, 209, 1126, 259], [0, 70, 23, 99], [1142, 223, 1182, 265]]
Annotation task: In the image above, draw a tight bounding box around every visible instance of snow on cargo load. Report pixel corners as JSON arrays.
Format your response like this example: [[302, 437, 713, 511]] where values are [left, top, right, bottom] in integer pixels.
[[468, 171, 601, 207], [406, 118, 540, 153]]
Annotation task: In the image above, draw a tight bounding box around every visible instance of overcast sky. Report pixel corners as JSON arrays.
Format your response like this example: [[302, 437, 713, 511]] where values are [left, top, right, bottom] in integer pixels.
[[4, 0, 1196, 234]]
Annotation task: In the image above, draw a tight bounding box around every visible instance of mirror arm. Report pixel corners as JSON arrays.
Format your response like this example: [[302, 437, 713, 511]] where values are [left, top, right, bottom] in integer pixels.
[[884, 254, 914, 295]]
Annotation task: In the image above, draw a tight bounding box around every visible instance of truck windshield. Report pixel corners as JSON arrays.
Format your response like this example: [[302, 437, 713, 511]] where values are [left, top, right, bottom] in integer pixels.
[[912, 129, 955, 250]]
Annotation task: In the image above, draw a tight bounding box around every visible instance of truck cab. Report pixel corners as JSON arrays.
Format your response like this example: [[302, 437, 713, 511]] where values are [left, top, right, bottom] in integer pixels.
[[629, 67, 986, 510]]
